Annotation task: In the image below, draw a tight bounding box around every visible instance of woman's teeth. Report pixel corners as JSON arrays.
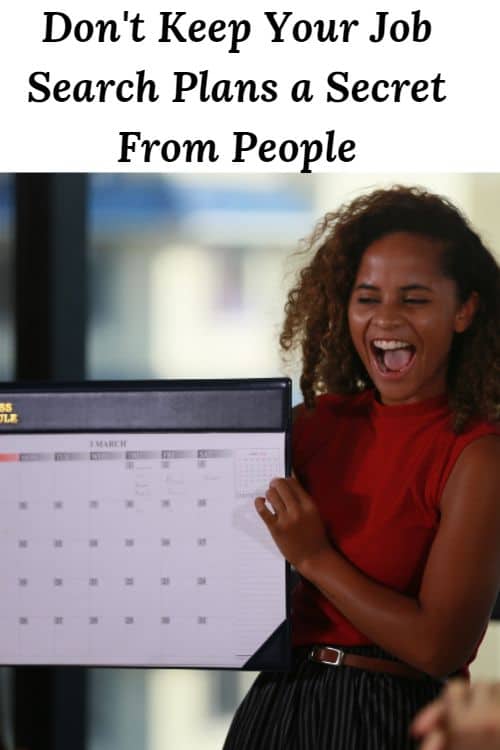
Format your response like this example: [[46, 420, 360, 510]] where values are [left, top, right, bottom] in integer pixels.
[[371, 340, 415, 373], [372, 339, 411, 350]]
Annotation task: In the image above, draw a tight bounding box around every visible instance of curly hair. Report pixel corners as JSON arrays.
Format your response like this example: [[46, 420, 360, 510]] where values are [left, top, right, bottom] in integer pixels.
[[280, 185, 500, 432]]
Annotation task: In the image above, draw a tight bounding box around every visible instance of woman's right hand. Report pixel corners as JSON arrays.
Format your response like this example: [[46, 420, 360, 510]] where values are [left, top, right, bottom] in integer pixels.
[[411, 679, 500, 750]]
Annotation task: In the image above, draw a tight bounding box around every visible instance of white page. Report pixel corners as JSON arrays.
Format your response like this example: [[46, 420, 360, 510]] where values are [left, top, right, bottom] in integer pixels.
[[0, 432, 287, 668]]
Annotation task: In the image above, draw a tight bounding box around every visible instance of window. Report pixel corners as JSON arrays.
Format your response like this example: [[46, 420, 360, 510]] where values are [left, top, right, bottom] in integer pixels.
[[86, 173, 313, 750]]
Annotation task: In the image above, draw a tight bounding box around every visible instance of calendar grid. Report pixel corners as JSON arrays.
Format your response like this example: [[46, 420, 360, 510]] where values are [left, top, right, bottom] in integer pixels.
[[0, 431, 286, 668]]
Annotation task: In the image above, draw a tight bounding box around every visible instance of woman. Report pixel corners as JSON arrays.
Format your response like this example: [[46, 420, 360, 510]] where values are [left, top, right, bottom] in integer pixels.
[[224, 186, 500, 749]]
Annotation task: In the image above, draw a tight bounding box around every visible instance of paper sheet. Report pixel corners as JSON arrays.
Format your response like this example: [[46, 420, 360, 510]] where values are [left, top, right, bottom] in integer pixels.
[[0, 431, 287, 667]]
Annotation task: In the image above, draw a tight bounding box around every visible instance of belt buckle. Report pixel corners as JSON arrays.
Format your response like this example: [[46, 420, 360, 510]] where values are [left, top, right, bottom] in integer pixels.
[[309, 645, 345, 666]]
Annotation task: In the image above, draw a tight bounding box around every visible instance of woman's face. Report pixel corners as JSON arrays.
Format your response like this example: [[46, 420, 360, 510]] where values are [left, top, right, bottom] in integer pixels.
[[347, 231, 474, 406]]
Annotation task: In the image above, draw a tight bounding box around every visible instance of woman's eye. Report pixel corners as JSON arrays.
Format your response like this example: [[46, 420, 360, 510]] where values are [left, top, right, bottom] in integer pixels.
[[357, 297, 378, 304], [404, 298, 429, 305]]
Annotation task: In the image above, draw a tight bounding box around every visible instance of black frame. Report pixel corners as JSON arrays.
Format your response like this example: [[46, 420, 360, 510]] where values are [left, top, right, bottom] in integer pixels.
[[0, 378, 292, 672], [15, 174, 87, 381], [12, 174, 88, 750]]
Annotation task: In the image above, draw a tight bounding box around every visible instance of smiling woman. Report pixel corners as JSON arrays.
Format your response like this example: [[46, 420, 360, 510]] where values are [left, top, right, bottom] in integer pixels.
[[281, 187, 499, 431], [347, 232, 478, 405], [224, 186, 500, 750]]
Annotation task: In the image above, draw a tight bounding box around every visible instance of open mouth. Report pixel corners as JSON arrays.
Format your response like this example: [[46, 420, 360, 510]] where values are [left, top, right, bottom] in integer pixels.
[[370, 339, 416, 376]]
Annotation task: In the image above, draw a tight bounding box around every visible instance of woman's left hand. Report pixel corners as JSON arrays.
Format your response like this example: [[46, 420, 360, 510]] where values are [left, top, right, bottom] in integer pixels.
[[255, 477, 332, 571]]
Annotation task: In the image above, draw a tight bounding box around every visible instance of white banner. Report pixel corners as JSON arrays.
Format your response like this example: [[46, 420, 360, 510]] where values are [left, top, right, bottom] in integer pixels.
[[1, 1, 498, 172]]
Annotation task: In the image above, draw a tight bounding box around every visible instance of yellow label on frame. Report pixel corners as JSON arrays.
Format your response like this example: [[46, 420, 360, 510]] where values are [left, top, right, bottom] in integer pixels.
[[0, 403, 20, 424]]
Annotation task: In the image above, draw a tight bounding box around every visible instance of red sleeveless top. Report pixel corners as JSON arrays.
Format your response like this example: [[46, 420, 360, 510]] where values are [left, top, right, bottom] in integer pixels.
[[292, 390, 498, 656]]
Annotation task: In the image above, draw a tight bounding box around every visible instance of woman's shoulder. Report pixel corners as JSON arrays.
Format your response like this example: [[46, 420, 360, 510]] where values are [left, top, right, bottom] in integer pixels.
[[448, 417, 500, 473], [292, 391, 373, 448], [454, 415, 500, 445], [447, 420, 500, 480], [432, 416, 500, 504], [292, 391, 373, 475], [293, 390, 373, 423]]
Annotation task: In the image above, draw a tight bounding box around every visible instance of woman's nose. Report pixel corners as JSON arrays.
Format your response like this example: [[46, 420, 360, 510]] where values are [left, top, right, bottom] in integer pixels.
[[372, 302, 405, 328]]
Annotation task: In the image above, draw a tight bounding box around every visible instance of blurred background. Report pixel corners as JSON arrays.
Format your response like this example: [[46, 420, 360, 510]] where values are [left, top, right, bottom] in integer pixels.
[[0, 172, 499, 749]]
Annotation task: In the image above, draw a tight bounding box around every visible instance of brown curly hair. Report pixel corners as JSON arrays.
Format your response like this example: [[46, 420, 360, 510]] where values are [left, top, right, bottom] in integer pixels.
[[280, 185, 500, 432]]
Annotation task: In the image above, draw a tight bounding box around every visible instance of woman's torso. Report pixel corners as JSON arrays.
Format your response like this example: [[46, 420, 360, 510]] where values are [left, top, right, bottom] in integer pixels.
[[291, 390, 498, 651]]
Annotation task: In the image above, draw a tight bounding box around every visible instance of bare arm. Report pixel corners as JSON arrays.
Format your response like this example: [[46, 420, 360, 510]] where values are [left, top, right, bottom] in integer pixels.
[[258, 435, 500, 677]]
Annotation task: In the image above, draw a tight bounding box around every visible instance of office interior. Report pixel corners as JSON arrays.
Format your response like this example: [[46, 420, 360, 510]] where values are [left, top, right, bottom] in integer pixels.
[[0, 173, 499, 750]]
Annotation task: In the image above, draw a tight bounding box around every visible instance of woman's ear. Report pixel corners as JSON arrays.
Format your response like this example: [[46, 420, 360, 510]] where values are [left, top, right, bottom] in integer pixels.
[[454, 291, 479, 333]]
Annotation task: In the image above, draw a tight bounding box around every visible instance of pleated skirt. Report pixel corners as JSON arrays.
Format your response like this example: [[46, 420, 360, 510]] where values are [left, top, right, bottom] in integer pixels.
[[223, 646, 443, 750]]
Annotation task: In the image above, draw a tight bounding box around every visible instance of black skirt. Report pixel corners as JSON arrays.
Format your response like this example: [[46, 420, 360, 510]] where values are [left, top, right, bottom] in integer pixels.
[[223, 646, 443, 750]]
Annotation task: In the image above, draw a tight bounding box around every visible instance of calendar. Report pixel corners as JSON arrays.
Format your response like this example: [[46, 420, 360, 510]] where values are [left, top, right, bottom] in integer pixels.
[[0, 380, 291, 669]]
